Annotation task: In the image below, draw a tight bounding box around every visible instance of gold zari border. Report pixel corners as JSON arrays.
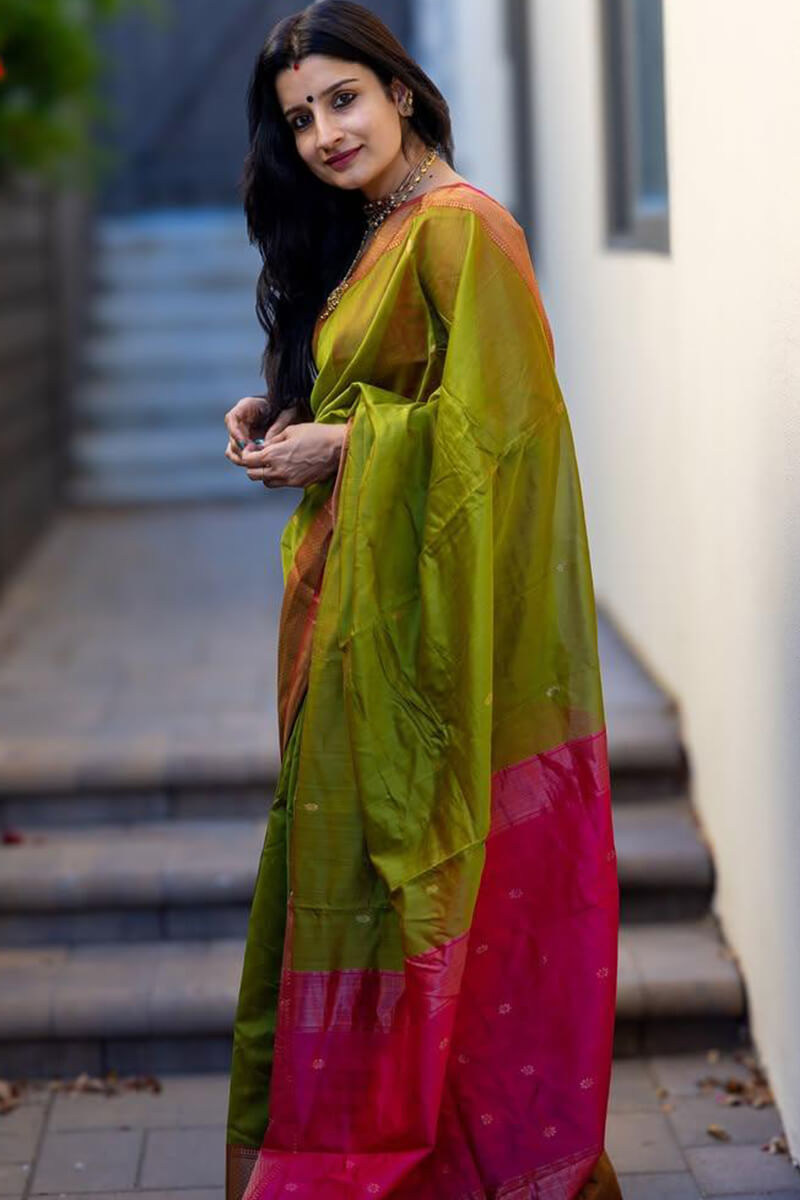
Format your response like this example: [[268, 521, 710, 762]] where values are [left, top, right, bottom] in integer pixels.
[[225, 1144, 259, 1200]]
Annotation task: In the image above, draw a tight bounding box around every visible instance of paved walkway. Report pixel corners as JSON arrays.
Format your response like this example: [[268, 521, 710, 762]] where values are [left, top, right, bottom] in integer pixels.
[[0, 504, 798, 1195], [0, 501, 296, 791], [0, 500, 681, 794], [1, 1053, 798, 1198]]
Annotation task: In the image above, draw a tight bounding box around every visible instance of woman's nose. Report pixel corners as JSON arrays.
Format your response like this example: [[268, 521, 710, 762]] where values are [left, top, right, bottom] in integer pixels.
[[314, 111, 343, 153]]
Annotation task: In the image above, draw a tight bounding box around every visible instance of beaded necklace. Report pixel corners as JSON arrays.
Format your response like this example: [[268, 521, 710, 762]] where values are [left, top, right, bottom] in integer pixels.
[[319, 145, 439, 321]]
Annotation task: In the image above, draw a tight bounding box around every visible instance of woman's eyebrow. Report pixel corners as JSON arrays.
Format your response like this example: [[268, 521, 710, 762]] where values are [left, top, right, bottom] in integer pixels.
[[283, 77, 359, 118]]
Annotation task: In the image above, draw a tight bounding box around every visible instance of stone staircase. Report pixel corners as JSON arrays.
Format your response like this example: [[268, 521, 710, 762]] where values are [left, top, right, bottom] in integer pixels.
[[0, 601, 748, 1077], [67, 209, 267, 505]]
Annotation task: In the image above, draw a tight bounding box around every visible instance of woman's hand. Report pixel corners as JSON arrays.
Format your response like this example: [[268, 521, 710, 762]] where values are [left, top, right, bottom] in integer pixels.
[[224, 396, 300, 467], [239, 422, 346, 489]]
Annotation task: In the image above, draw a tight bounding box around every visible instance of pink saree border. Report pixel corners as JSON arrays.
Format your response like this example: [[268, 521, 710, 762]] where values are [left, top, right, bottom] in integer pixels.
[[239, 727, 618, 1199]]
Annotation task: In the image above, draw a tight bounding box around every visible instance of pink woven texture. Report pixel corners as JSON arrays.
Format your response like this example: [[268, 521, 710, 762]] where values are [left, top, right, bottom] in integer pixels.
[[243, 729, 618, 1199]]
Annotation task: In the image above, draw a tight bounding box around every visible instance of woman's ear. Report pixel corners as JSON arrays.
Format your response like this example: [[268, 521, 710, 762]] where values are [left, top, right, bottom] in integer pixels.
[[390, 79, 413, 118]]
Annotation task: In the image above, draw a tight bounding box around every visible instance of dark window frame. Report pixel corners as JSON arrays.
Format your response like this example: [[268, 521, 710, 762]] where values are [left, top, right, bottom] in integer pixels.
[[503, 0, 537, 249], [601, 0, 670, 254]]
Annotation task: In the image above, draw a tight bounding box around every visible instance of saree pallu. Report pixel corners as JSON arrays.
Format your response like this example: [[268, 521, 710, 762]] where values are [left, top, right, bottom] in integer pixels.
[[226, 183, 621, 1199]]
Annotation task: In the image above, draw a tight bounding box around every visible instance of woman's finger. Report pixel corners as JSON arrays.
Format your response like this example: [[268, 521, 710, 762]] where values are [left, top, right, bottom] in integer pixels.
[[265, 410, 298, 440], [245, 452, 273, 481], [247, 467, 278, 483], [226, 407, 264, 448], [264, 428, 290, 447], [224, 412, 248, 446], [239, 444, 271, 467], [224, 436, 245, 465]]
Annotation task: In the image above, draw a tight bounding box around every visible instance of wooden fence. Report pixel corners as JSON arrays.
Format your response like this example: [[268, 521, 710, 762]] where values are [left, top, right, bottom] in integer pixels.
[[0, 176, 91, 589]]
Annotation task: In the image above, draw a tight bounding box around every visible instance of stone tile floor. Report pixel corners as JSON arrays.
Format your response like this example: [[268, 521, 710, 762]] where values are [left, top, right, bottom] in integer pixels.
[[0, 503, 296, 790], [0, 1053, 797, 1198], [0, 503, 677, 795]]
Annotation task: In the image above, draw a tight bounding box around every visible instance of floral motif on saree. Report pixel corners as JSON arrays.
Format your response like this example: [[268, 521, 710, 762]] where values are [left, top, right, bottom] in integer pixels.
[[227, 182, 620, 1199]]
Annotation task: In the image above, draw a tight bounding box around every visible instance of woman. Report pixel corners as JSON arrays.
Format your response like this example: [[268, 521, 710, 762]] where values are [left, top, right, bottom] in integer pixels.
[[223, 4, 620, 1197]]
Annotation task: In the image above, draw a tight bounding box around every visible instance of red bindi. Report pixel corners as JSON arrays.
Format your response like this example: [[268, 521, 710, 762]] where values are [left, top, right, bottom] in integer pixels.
[[293, 61, 300, 70]]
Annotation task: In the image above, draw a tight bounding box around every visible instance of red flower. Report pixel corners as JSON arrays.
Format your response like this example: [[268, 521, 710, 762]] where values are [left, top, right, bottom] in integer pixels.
[[0, 57, 6, 81]]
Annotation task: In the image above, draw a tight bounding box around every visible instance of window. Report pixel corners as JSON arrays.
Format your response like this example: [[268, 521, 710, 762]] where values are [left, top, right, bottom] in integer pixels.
[[601, 0, 670, 253]]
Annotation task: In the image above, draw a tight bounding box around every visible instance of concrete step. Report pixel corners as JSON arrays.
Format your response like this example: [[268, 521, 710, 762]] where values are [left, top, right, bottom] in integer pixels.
[[598, 615, 686, 794], [95, 207, 250, 252], [90, 288, 260, 332], [0, 779, 278, 832], [0, 818, 267, 946], [71, 427, 228, 470], [93, 244, 260, 293], [615, 919, 746, 1056], [0, 590, 679, 816], [67, 467, 266, 507], [75, 372, 265, 432], [82, 328, 262, 376], [0, 920, 745, 1076], [0, 735, 682, 830], [67, 420, 274, 505], [92, 209, 260, 293], [0, 800, 714, 947], [0, 504, 291, 809], [70, 210, 265, 505], [94, 257, 260, 294], [66, 427, 265, 505], [616, 799, 713, 922]]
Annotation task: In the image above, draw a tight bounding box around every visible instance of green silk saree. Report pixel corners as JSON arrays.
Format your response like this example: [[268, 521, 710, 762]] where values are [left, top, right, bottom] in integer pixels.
[[226, 182, 620, 1199]]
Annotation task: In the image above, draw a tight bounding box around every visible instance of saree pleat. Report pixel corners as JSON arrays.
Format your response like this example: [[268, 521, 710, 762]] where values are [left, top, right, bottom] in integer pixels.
[[227, 693, 307, 1179], [226, 182, 620, 1199]]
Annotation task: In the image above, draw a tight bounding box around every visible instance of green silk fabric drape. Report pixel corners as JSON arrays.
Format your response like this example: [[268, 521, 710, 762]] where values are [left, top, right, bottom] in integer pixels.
[[226, 183, 619, 1200]]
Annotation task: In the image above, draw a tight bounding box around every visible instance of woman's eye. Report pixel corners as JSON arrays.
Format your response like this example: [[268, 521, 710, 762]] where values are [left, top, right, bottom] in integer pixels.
[[290, 92, 356, 132]]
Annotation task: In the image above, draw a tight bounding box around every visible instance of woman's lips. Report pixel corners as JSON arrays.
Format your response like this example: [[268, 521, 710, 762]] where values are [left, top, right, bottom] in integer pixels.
[[327, 146, 362, 171]]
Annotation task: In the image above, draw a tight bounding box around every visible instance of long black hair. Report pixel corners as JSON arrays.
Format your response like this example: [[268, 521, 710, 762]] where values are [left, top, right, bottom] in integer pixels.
[[242, 1, 454, 421]]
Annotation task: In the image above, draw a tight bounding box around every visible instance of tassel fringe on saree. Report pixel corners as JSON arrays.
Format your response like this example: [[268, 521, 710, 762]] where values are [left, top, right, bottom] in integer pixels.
[[226, 182, 621, 1199]]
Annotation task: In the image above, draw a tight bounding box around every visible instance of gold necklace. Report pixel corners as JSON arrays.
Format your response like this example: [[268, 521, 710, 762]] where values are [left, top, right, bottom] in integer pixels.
[[319, 146, 439, 321]]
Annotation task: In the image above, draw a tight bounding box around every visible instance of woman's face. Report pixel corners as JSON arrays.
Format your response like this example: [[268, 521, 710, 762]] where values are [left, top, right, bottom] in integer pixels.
[[274, 55, 416, 199]]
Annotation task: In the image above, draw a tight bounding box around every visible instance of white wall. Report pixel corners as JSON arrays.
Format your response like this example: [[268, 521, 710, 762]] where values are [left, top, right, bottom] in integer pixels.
[[528, 0, 800, 1156], [413, 0, 517, 208]]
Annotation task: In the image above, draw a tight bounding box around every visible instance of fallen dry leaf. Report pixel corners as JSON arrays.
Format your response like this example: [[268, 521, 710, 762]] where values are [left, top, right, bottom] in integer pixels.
[[128, 1075, 162, 1094], [762, 1134, 788, 1156], [707, 1124, 731, 1142], [0, 1080, 21, 1115], [47, 1071, 162, 1098], [695, 1052, 775, 1111]]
